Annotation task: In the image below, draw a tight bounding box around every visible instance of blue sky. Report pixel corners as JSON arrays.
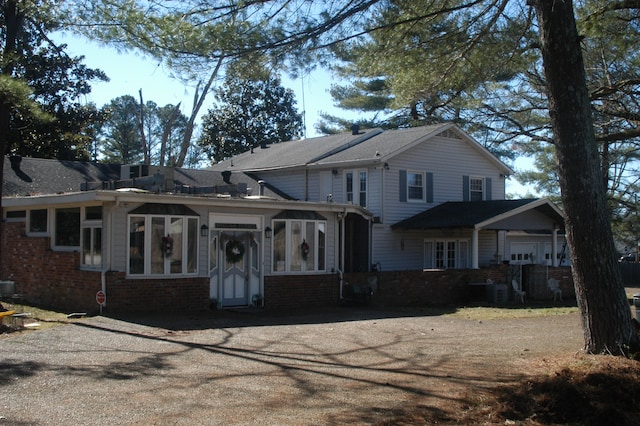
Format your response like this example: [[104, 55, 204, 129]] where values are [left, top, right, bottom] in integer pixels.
[[58, 34, 357, 139]]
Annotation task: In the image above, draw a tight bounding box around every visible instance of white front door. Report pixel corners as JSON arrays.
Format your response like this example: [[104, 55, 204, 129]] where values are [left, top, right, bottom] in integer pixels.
[[221, 233, 250, 307]]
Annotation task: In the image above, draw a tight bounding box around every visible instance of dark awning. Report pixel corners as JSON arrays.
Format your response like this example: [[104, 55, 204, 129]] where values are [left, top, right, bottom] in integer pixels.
[[273, 210, 326, 221], [129, 203, 199, 216], [392, 199, 563, 230]]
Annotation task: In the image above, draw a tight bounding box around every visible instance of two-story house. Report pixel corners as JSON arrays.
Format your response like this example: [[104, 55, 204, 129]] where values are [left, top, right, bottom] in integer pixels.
[[1, 123, 566, 313], [210, 123, 566, 273]]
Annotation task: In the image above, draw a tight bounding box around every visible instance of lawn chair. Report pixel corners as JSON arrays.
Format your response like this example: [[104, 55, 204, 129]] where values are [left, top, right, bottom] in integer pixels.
[[511, 279, 526, 303], [547, 278, 563, 301]]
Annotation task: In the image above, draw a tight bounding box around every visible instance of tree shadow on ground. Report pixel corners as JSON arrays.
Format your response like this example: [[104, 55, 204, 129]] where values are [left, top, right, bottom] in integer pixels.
[[105, 305, 460, 331]]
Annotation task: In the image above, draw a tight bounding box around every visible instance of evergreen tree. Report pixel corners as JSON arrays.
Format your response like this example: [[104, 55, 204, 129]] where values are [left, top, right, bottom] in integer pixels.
[[199, 62, 302, 164]]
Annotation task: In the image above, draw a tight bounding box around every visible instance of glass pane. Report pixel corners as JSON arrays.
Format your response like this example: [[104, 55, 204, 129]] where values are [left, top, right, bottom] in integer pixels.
[[305, 222, 315, 270], [186, 218, 197, 273], [151, 217, 165, 274], [359, 171, 367, 207], [93, 227, 102, 266], [170, 218, 184, 274], [251, 239, 259, 271], [317, 223, 326, 271], [209, 235, 218, 271], [290, 221, 302, 271], [55, 207, 80, 246], [346, 172, 353, 203], [273, 221, 286, 272], [83, 227, 92, 265], [29, 209, 47, 232], [129, 216, 145, 274]]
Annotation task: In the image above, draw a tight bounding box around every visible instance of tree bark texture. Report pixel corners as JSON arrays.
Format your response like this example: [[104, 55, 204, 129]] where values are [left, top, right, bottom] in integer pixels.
[[530, 0, 639, 353]]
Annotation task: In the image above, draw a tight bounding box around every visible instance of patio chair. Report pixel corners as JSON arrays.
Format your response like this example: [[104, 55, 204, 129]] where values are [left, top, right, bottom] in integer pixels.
[[511, 279, 526, 303], [547, 278, 563, 301]]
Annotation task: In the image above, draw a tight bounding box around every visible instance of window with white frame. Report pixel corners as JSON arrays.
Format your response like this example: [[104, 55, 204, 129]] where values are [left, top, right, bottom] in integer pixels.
[[128, 214, 198, 275], [82, 206, 103, 268], [470, 177, 484, 201], [29, 209, 48, 233], [424, 239, 469, 269], [55, 207, 81, 247], [407, 171, 425, 201], [272, 219, 326, 273], [345, 170, 367, 207]]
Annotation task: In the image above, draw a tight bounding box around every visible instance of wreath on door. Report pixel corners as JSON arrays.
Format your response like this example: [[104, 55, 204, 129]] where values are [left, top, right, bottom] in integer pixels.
[[301, 239, 310, 261], [162, 235, 174, 257], [226, 239, 245, 264]]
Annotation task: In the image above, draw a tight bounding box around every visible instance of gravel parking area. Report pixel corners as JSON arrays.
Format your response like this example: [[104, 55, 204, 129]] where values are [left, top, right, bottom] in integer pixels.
[[0, 307, 582, 425]]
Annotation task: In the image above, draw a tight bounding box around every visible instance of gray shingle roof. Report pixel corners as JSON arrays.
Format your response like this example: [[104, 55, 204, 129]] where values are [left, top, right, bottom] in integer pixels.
[[3, 156, 121, 197], [208, 128, 384, 172], [391, 199, 563, 230]]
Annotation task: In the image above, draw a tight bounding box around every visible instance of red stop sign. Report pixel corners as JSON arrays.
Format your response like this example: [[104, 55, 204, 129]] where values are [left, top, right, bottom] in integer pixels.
[[96, 291, 106, 305]]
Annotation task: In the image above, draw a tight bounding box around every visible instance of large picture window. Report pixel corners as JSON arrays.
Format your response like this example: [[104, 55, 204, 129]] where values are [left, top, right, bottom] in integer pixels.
[[128, 214, 199, 276], [272, 219, 326, 273]]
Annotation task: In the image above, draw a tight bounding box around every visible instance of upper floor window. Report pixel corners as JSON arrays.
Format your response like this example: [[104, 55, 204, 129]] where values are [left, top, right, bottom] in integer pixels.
[[463, 175, 491, 201], [470, 177, 484, 201], [407, 172, 425, 201], [400, 170, 433, 203], [345, 170, 367, 207]]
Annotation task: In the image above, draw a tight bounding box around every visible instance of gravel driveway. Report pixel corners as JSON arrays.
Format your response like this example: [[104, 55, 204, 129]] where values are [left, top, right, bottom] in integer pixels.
[[0, 307, 582, 425]]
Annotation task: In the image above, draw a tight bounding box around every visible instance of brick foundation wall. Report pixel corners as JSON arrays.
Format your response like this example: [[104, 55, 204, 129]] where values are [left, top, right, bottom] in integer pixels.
[[105, 272, 209, 312], [1, 221, 101, 311], [2, 219, 575, 312], [264, 274, 341, 309]]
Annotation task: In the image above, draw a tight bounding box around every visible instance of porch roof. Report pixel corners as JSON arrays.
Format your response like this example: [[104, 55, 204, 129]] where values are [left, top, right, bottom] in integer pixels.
[[391, 199, 565, 231]]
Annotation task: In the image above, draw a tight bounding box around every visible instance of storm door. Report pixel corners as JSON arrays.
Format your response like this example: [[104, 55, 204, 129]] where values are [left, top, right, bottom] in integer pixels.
[[221, 232, 250, 307]]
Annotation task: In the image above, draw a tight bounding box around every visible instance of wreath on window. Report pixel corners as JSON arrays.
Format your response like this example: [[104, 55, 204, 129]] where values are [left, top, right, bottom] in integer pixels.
[[301, 239, 310, 261], [162, 235, 174, 257], [226, 239, 245, 264]]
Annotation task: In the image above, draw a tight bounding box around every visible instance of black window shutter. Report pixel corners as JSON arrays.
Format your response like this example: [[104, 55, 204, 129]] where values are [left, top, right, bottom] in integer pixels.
[[485, 177, 492, 200], [463, 175, 470, 201], [399, 170, 407, 202], [426, 172, 433, 203]]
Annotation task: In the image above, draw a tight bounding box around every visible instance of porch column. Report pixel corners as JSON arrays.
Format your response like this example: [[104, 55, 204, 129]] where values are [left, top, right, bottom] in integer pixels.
[[471, 228, 479, 269], [552, 227, 558, 267]]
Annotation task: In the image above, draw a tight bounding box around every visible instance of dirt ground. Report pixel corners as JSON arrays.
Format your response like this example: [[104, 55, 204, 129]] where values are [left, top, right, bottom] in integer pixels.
[[0, 303, 638, 425]]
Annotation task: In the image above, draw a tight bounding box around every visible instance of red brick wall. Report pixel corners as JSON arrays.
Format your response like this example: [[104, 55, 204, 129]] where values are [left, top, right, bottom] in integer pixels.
[[264, 274, 341, 309], [105, 272, 209, 312], [3, 220, 575, 312], [1, 221, 209, 313], [1, 221, 101, 311]]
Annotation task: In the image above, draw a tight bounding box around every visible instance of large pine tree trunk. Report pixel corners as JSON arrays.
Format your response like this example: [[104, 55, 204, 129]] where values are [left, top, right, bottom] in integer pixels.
[[531, 0, 639, 353]]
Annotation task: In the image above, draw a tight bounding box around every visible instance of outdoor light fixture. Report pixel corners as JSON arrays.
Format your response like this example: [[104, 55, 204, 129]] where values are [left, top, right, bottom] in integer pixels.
[[265, 226, 272, 239], [200, 224, 209, 237]]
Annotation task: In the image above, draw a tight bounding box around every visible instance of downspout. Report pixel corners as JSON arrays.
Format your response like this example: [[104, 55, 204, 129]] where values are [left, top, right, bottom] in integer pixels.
[[101, 201, 115, 311], [338, 209, 346, 299]]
